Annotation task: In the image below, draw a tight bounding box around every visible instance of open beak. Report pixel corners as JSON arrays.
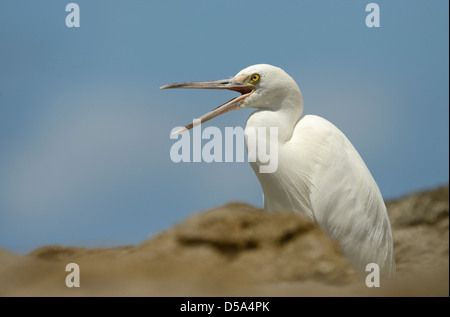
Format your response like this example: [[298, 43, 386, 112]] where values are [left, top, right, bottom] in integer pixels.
[[160, 76, 254, 134]]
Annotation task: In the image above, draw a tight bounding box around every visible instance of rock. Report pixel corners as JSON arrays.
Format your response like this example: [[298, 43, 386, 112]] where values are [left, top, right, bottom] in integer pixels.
[[387, 185, 449, 227], [0, 185, 448, 296], [387, 185, 449, 277]]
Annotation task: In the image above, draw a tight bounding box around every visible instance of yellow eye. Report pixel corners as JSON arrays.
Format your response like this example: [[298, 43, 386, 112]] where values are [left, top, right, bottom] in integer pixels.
[[250, 73, 260, 83]]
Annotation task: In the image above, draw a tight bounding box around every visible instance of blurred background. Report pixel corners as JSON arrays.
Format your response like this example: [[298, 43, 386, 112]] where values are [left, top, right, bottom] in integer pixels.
[[0, 0, 448, 254]]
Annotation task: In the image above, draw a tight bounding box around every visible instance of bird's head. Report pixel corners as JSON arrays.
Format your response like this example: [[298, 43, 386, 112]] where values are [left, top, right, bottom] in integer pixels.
[[160, 64, 302, 134]]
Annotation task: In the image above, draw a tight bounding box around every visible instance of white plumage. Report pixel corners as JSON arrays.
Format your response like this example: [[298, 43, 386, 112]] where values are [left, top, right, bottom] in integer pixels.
[[161, 64, 396, 278]]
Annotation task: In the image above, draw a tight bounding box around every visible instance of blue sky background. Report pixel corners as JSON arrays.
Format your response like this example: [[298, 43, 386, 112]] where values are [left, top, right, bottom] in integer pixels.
[[0, 1, 448, 253]]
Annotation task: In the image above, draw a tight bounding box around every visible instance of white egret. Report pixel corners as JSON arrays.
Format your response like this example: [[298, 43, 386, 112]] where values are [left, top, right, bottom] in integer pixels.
[[161, 64, 395, 278]]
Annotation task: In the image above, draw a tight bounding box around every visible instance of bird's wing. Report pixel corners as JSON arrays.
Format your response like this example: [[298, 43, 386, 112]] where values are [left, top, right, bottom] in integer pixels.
[[292, 115, 395, 277]]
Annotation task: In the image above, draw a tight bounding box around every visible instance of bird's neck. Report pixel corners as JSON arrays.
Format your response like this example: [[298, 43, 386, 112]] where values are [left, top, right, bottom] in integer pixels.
[[245, 97, 303, 144]]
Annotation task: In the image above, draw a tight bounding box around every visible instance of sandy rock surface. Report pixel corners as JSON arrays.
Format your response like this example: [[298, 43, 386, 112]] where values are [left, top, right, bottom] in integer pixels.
[[1, 185, 448, 296]]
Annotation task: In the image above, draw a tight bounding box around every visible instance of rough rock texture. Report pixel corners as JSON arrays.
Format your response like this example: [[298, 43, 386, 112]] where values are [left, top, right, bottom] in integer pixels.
[[0, 185, 448, 296], [387, 185, 449, 277]]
